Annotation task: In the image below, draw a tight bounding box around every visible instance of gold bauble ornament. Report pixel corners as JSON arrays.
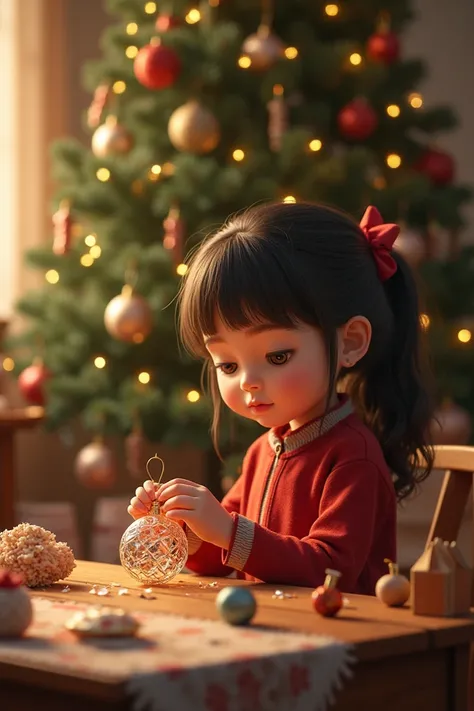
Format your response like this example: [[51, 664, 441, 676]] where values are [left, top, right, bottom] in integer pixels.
[[74, 440, 116, 489], [104, 285, 153, 344], [394, 225, 426, 269], [430, 399, 472, 445], [168, 100, 220, 154], [241, 25, 285, 71], [375, 559, 410, 607], [120, 455, 188, 584], [91, 116, 134, 158]]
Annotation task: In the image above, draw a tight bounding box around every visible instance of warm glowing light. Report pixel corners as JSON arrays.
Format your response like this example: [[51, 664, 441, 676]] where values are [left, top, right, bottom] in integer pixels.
[[80, 254, 94, 267], [309, 139, 323, 152], [45, 269, 59, 284], [285, 47, 298, 59], [325, 4, 340, 17], [144, 2, 157, 13], [85, 234, 96, 247], [232, 149, 245, 162], [176, 263, 188, 276], [2, 357, 15, 372], [373, 175, 387, 190], [238, 56, 252, 69], [97, 168, 111, 182], [138, 371, 151, 384], [113, 81, 126, 94], [126, 22, 138, 35], [349, 53, 362, 66], [151, 164, 162, 175], [283, 195, 296, 203], [94, 357, 106, 369], [185, 8, 201, 24], [187, 390, 201, 403], [386, 153, 402, 169], [420, 313, 430, 330], [162, 162, 175, 176], [90, 245, 102, 259], [387, 104, 401, 118], [125, 46, 139, 59], [458, 329, 472, 344], [273, 84, 284, 96], [409, 92, 423, 109]]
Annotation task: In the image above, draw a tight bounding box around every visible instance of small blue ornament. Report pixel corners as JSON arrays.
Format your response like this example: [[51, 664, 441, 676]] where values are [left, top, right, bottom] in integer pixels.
[[216, 586, 257, 626]]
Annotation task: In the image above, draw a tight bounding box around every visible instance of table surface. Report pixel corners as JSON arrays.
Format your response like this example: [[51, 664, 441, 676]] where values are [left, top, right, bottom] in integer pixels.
[[0, 406, 44, 428], [28, 560, 474, 663]]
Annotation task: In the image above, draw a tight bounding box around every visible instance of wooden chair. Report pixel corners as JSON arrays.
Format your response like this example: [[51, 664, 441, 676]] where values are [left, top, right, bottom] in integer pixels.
[[428, 445, 474, 710]]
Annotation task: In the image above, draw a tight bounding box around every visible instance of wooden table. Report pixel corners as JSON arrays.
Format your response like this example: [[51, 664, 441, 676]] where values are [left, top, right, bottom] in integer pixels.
[[0, 560, 473, 711], [0, 406, 44, 529]]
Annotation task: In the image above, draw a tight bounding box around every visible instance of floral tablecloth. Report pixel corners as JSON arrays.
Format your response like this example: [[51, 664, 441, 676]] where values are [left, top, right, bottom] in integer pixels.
[[0, 597, 354, 711]]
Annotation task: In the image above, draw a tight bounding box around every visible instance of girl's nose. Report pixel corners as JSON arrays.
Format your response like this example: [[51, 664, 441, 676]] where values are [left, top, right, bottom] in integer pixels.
[[240, 371, 263, 392]]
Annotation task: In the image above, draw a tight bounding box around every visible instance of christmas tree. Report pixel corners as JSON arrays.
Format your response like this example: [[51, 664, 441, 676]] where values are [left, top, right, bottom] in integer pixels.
[[7, 0, 472, 486]]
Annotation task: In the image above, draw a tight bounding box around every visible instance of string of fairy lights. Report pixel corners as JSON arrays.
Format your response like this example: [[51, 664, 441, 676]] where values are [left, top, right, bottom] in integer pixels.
[[2, 0, 463, 405]]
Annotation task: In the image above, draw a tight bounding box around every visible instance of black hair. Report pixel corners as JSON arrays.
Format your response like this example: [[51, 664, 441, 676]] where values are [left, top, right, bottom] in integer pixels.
[[178, 201, 433, 501]]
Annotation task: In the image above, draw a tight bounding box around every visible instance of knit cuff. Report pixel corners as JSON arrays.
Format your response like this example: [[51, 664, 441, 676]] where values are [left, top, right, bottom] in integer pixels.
[[223, 513, 255, 571], [184, 524, 203, 556]]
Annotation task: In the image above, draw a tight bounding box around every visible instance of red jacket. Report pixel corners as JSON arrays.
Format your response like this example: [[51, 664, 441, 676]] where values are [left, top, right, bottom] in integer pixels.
[[186, 398, 397, 594]]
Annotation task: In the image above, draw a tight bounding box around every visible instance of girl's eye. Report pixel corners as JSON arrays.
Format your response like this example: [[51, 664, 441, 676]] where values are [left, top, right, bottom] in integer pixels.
[[216, 362, 238, 375], [267, 350, 293, 366]]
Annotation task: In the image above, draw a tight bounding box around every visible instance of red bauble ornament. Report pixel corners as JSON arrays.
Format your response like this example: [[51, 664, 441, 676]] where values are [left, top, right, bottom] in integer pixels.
[[311, 569, 343, 617], [367, 30, 400, 64], [155, 14, 182, 32], [338, 99, 378, 141], [134, 41, 181, 90], [18, 362, 50, 406], [416, 148, 455, 186]]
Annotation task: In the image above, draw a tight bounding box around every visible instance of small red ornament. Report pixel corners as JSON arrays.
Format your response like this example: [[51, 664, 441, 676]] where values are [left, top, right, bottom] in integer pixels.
[[52, 200, 73, 255], [415, 148, 455, 186], [18, 361, 50, 406], [367, 30, 400, 64], [267, 84, 288, 151], [0, 569, 24, 589], [338, 99, 378, 141], [155, 14, 182, 32], [163, 205, 185, 264], [134, 40, 181, 90], [311, 569, 343, 617]]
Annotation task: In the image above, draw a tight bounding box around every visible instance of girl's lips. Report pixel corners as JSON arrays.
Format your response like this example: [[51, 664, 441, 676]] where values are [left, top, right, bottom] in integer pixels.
[[248, 403, 273, 413]]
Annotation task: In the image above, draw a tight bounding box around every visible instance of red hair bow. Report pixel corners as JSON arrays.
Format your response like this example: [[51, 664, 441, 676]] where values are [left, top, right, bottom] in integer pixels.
[[359, 206, 399, 281]]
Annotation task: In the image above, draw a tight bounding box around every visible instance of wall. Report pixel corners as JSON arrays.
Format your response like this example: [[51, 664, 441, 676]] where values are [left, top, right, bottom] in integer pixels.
[[7, 0, 474, 564]]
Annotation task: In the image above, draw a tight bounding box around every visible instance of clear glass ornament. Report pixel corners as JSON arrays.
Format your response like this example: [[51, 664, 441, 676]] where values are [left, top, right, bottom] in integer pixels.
[[119, 455, 188, 584]]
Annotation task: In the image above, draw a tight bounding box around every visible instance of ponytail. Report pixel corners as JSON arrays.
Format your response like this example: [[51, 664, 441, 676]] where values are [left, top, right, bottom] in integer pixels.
[[345, 252, 434, 501]]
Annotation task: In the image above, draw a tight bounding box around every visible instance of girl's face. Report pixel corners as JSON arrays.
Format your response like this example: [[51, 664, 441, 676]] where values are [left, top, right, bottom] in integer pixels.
[[205, 315, 336, 431]]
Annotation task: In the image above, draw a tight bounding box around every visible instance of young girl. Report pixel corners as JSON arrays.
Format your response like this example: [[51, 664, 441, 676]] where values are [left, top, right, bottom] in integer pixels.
[[128, 202, 433, 594]]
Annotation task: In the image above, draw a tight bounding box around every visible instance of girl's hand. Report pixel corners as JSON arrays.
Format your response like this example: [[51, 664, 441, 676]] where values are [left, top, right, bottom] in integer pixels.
[[157, 478, 233, 550], [127, 480, 159, 520]]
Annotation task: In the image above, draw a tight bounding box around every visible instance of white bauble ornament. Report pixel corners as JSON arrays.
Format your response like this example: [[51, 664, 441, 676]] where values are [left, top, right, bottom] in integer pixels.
[[74, 440, 116, 489], [104, 285, 153, 344], [168, 100, 220, 154], [92, 116, 133, 158]]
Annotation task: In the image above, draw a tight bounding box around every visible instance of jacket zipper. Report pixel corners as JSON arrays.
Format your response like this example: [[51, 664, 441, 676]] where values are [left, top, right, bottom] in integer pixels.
[[258, 442, 282, 525]]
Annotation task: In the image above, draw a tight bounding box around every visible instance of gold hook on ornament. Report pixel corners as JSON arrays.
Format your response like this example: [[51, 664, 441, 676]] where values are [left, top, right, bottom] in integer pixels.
[[146, 454, 165, 486]]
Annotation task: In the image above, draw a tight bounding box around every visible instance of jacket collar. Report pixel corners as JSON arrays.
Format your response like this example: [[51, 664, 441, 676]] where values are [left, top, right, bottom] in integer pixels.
[[268, 396, 353, 455]]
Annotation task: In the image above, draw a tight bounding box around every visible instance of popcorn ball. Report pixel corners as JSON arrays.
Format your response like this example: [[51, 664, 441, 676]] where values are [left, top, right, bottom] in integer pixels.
[[0, 523, 76, 587]]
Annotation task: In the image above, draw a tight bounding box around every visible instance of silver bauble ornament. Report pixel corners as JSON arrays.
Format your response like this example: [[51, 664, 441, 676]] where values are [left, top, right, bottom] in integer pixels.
[[104, 285, 153, 344], [394, 226, 426, 269], [216, 586, 257, 625], [241, 25, 285, 71], [92, 116, 133, 158], [120, 501, 188, 584], [168, 100, 220, 154], [74, 440, 116, 489]]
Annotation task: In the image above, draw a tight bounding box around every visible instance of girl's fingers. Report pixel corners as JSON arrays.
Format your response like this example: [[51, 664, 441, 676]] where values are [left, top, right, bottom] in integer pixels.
[[160, 495, 198, 514], [129, 496, 148, 513], [127, 504, 145, 520], [158, 483, 200, 503], [143, 480, 158, 498], [135, 486, 152, 506]]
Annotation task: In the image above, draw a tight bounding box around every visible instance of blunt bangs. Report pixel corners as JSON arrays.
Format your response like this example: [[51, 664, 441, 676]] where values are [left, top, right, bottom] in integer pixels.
[[178, 228, 321, 359]]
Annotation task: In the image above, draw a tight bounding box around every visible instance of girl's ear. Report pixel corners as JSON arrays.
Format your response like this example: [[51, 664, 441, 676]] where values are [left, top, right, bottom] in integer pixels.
[[337, 316, 372, 369]]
